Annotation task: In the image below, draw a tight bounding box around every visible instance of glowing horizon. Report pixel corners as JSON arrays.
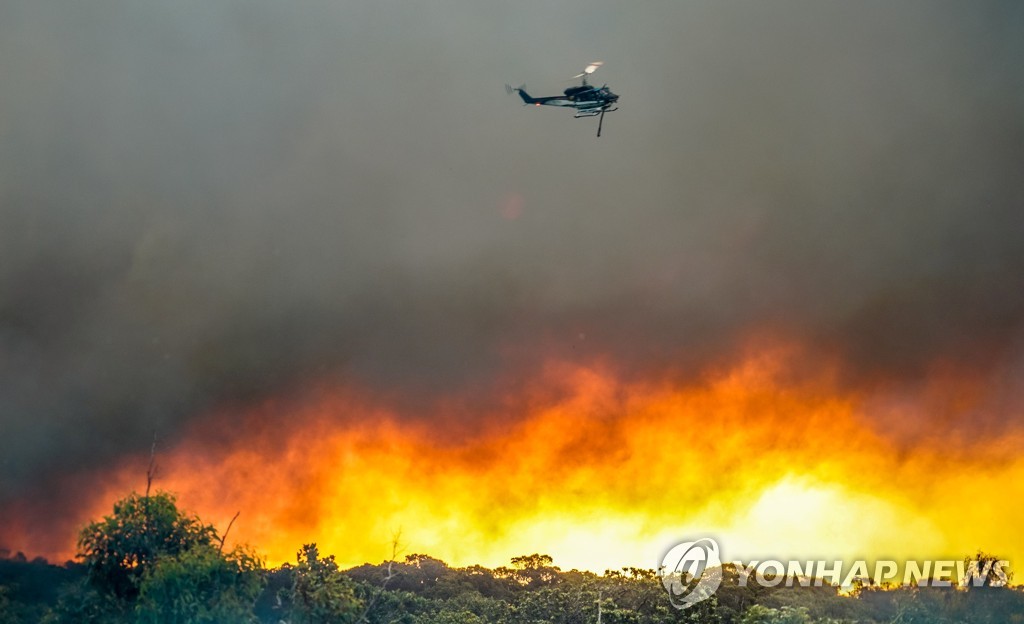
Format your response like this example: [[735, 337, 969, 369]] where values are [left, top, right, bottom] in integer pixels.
[[7, 340, 1021, 579]]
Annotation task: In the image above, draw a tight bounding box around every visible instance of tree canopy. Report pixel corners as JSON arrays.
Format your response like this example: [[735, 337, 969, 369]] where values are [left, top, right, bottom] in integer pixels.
[[2, 488, 1022, 623]]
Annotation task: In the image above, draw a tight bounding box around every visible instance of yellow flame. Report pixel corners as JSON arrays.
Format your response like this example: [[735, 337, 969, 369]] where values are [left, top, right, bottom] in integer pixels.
[[59, 346, 1024, 574]]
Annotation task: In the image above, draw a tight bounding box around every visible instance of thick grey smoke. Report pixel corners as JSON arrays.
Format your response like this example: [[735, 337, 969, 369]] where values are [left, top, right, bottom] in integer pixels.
[[1, 1, 1023, 547]]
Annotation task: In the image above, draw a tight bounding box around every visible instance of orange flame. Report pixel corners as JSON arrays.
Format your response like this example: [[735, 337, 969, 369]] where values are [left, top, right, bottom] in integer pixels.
[[28, 343, 1024, 572]]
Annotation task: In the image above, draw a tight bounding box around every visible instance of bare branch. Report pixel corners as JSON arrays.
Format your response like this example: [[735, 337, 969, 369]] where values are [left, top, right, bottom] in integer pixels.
[[145, 431, 158, 498], [143, 431, 158, 552], [357, 528, 405, 624], [383, 528, 404, 583], [219, 511, 241, 553]]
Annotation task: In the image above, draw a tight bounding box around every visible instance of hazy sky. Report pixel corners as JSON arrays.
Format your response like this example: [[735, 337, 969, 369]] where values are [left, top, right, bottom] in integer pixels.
[[1, 1, 1023, 542]]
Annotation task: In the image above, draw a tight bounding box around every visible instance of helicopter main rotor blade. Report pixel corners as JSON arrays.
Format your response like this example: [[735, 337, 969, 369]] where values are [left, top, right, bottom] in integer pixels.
[[597, 107, 606, 137], [573, 61, 604, 79]]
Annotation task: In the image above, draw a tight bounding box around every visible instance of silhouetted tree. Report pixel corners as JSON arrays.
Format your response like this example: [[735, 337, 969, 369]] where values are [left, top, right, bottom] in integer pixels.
[[961, 551, 1012, 589], [285, 544, 363, 624], [500, 554, 560, 589], [59, 490, 263, 624], [135, 542, 264, 624], [77, 491, 217, 601]]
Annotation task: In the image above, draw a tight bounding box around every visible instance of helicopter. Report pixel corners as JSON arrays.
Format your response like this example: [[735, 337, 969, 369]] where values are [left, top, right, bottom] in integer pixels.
[[506, 62, 619, 137]]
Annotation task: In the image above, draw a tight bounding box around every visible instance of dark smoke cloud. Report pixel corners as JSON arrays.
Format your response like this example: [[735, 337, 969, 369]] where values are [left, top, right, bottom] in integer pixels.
[[1, 0, 1023, 546]]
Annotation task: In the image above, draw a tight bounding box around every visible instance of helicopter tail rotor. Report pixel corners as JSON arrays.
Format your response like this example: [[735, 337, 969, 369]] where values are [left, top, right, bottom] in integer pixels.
[[506, 84, 536, 105]]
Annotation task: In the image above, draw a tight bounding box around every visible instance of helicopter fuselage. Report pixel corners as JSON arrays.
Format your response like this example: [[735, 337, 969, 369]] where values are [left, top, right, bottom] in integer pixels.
[[513, 85, 619, 111], [507, 62, 619, 136]]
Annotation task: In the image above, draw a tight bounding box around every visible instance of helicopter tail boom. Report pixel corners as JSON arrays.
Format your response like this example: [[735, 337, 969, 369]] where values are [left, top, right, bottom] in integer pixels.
[[506, 84, 571, 107], [514, 87, 537, 104]]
